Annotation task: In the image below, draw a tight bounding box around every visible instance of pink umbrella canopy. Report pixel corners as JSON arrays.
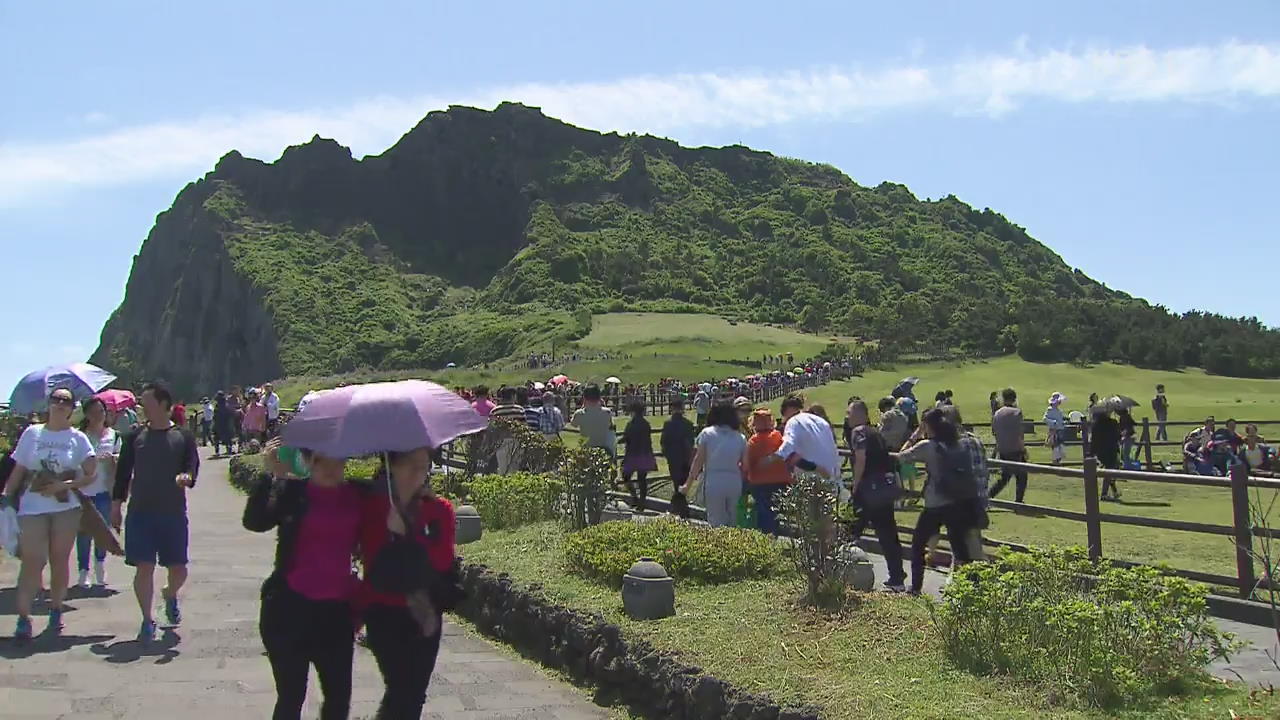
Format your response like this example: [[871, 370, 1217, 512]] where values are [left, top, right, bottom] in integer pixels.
[[94, 389, 137, 412], [550, 375, 570, 386], [281, 380, 487, 458]]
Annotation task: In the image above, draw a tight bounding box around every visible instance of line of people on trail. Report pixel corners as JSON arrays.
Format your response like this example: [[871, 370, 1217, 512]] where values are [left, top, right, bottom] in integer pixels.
[[189, 383, 283, 456]]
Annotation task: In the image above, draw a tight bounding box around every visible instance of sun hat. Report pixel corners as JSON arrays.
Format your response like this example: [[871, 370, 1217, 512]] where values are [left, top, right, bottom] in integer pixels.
[[1049, 392, 1066, 406], [734, 396, 752, 409]]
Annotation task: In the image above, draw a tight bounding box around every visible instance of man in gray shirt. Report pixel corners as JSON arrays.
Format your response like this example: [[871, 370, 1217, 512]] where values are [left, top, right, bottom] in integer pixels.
[[112, 382, 199, 642], [989, 387, 1029, 503]]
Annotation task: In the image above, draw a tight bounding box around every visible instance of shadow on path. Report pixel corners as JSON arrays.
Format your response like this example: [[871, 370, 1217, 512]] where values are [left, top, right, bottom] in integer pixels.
[[0, 586, 120, 615], [0, 633, 115, 659], [91, 629, 182, 665]]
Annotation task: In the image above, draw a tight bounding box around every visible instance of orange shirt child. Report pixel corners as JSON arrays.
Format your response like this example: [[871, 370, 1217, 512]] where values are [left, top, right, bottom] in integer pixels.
[[746, 410, 792, 485]]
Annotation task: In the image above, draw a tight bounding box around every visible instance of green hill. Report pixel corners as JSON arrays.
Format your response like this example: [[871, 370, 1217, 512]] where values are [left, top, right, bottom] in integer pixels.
[[91, 103, 1280, 395]]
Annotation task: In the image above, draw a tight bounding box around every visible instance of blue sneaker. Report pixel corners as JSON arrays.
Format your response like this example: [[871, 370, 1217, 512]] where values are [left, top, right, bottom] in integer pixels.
[[47, 608, 63, 636], [138, 619, 157, 643], [14, 616, 32, 643], [164, 595, 181, 626]]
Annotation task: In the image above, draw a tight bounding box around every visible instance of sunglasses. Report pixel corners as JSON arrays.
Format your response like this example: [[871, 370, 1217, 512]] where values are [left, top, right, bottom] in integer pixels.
[[49, 395, 75, 406]]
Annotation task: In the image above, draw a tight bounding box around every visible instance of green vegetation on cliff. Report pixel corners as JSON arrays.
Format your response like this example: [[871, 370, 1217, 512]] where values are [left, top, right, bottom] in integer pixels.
[[94, 103, 1280, 390]]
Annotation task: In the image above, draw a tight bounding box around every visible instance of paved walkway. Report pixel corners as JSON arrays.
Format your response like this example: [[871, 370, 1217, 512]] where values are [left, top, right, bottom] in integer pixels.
[[0, 449, 609, 720]]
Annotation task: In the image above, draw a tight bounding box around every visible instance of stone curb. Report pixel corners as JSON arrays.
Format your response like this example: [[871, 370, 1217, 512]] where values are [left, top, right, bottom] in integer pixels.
[[454, 562, 823, 720]]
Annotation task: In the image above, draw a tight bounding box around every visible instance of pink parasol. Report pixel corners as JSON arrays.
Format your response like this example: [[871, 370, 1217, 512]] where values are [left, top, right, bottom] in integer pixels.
[[95, 389, 137, 412]]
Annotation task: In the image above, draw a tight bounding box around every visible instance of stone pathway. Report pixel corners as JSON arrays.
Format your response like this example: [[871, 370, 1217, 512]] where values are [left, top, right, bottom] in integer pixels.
[[0, 449, 610, 720]]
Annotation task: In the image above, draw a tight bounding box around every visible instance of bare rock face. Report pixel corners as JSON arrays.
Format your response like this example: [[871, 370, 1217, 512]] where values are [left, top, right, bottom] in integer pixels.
[[91, 180, 284, 395]]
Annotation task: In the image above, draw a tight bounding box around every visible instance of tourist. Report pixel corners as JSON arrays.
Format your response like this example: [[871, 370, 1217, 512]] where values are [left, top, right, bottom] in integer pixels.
[[892, 377, 920, 430], [989, 388, 1029, 503], [1242, 425, 1271, 471], [661, 399, 696, 516], [988, 391, 999, 418], [878, 396, 915, 506], [1043, 392, 1068, 466], [895, 408, 977, 596], [763, 394, 841, 487], [537, 391, 566, 440], [692, 385, 711, 427], [199, 396, 214, 447], [488, 386, 526, 423], [621, 402, 657, 511], [680, 401, 747, 527], [113, 402, 139, 435], [744, 409, 791, 535], [519, 387, 542, 432], [213, 390, 237, 456], [112, 382, 200, 642], [264, 382, 282, 437], [734, 395, 753, 436], [942, 404, 990, 562], [172, 400, 187, 429], [76, 396, 119, 589], [243, 389, 268, 447], [1092, 404, 1122, 500], [1117, 405, 1137, 467], [2, 387, 97, 642], [245, 438, 362, 720], [933, 391, 948, 409], [570, 385, 616, 461], [471, 385, 495, 419], [944, 389, 955, 406], [844, 397, 906, 591], [1152, 384, 1169, 441], [359, 447, 461, 718]]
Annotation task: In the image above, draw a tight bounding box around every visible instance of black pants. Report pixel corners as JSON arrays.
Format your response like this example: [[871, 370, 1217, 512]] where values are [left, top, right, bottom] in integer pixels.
[[623, 471, 648, 511], [1155, 419, 1168, 441], [1098, 451, 1121, 496], [848, 502, 906, 585], [259, 582, 355, 720], [910, 504, 973, 594], [990, 449, 1029, 502], [365, 603, 443, 720]]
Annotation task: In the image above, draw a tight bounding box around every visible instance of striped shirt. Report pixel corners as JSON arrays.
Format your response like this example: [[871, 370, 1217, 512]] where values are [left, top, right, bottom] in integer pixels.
[[490, 404, 527, 423]]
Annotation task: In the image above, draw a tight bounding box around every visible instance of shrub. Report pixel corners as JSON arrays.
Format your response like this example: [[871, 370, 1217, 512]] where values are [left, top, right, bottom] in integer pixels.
[[564, 516, 784, 586], [228, 455, 259, 493], [556, 446, 611, 530], [776, 472, 849, 607], [931, 547, 1237, 708], [463, 472, 562, 530]]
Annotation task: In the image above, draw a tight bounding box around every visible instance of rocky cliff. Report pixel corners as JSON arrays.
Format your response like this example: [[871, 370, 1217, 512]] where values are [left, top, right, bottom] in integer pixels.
[[99, 102, 1261, 394]]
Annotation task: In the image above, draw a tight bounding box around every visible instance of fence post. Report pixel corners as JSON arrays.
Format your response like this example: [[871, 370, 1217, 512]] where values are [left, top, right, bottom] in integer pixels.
[[1141, 417, 1153, 470], [1082, 457, 1103, 562], [1230, 462, 1256, 599]]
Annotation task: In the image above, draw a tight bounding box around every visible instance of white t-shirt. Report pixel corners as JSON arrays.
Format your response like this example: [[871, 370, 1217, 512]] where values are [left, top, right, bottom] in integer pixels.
[[11, 425, 96, 516], [265, 393, 281, 420], [80, 427, 119, 497]]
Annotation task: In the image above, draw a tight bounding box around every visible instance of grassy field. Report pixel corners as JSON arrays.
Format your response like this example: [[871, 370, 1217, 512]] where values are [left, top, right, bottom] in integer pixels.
[[460, 523, 1278, 720]]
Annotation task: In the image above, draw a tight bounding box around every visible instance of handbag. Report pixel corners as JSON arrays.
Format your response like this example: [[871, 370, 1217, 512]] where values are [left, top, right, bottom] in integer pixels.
[[854, 471, 904, 510]]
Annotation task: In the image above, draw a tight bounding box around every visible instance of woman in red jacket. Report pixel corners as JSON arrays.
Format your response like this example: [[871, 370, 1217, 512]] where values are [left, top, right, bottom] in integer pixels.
[[359, 447, 459, 719]]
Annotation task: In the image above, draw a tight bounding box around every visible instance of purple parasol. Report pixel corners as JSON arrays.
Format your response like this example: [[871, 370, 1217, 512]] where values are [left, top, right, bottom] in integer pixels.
[[281, 380, 487, 458]]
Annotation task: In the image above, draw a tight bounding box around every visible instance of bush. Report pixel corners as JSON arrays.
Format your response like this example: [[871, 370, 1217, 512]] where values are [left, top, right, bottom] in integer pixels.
[[564, 516, 784, 586], [776, 472, 849, 607], [228, 455, 259, 493], [556, 446, 611, 530], [931, 547, 1237, 708], [463, 472, 562, 530]]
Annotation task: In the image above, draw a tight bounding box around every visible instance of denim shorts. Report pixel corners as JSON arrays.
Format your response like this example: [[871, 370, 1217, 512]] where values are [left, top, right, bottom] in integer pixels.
[[124, 511, 189, 567]]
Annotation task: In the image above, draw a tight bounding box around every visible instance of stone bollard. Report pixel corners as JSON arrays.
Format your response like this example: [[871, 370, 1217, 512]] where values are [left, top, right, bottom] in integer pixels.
[[600, 499, 633, 524], [455, 504, 482, 544], [622, 557, 675, 620], [828, 543, 875, 591]]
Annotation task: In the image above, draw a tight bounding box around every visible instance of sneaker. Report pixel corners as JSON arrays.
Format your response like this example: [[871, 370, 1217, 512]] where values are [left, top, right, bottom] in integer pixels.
[[164, 595, 181, 626], [883, 582, 908, 593], [94, 563, 107, 587], [47, 608, 63, 636], [78, 569, 91, 589], [14, 616, 32, 643], [138, 619, 157, 643]]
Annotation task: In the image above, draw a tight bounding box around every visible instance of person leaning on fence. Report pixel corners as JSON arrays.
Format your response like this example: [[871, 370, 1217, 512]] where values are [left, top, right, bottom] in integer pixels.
[[989, 388, 1029, 503], [894, 408, 979, 596]]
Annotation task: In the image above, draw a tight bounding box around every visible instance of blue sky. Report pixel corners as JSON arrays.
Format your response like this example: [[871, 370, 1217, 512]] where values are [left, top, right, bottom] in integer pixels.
[[3, 1, 1278, 394]]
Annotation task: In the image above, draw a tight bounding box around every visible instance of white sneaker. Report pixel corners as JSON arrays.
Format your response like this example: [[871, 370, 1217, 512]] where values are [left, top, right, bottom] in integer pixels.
[[94, 563, 107, 587], [78, 569, 91, 589]]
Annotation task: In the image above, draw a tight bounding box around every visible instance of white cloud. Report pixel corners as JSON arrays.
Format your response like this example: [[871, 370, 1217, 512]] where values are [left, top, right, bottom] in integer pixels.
[[2, 40, 1277, 206]]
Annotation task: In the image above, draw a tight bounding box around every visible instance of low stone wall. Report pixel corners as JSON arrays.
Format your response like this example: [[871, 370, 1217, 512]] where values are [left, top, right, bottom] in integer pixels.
[[455, 562, 821, 720]]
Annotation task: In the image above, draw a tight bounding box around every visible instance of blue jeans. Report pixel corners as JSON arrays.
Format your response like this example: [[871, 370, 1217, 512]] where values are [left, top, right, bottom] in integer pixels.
[[750, 484, 785, 535], [76, 491, 113, 571]]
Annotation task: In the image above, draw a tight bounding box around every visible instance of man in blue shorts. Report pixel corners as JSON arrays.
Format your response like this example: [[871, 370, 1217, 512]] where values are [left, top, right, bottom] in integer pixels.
[[112, 382, 199, 642]]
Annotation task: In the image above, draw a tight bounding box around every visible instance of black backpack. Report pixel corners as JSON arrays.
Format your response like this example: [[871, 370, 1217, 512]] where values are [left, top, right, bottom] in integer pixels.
[[934, 442, 979, 501]]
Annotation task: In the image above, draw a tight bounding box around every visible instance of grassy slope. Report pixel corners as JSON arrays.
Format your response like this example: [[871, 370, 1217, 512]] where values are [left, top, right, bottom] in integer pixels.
[[460, 523, 1278, 720]]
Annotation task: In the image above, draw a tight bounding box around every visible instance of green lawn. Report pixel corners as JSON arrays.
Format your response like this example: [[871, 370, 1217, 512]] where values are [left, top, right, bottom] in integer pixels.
[[459, 523, 1278, 720]]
